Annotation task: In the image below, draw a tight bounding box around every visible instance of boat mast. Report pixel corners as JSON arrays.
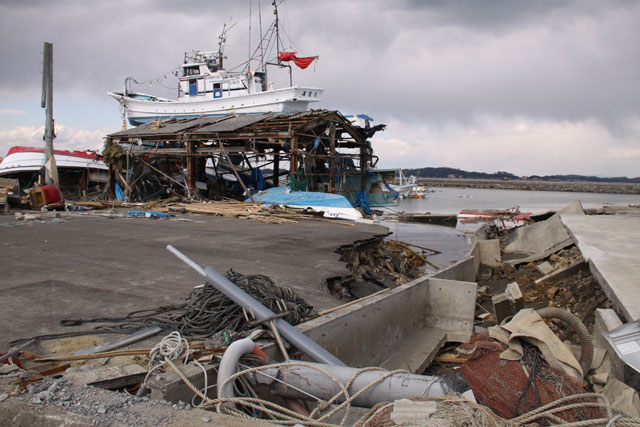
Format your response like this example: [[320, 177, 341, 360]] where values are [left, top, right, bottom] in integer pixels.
[[248, 0, 252, 72], [259, 0, 265, 72], [274, 0, 281, 63], [218, 23, 227, 69], [272, 0, 293, 86]]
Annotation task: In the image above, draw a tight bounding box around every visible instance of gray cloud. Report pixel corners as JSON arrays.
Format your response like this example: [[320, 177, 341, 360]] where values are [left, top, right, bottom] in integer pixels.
[[1, 0, 639, 175]]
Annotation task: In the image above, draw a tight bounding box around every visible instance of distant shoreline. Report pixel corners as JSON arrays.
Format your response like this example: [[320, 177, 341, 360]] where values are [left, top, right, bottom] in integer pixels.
[[417, 178, 640, 195]]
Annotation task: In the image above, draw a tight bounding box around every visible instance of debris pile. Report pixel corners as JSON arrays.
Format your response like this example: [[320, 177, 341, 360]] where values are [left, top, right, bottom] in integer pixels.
[[329, 238, 429, 299]]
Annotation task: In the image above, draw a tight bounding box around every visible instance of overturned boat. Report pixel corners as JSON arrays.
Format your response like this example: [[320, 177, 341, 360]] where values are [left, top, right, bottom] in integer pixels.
[[250, 186, 363, 221], [0, 146, 108, 197]]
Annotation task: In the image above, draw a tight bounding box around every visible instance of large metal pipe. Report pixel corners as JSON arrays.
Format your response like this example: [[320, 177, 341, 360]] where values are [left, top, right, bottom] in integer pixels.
[[167, 245, 346, 366], [262, 362, 451, 408]]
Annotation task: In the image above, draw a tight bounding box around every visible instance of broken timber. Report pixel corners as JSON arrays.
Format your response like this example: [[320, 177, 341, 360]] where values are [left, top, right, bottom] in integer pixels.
[[104, 110, 375, 201]]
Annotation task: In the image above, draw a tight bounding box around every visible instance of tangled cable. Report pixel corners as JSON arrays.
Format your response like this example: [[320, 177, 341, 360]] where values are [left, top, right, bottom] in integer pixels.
[[8, 269, 315, 347]]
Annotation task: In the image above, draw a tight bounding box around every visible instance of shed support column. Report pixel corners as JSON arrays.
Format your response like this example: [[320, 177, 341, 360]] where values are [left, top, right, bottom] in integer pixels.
[[290, 135, 298, 176], [360, 142, 367, 191], [273, 151, 280, 187], [186, 136, 196, 190], [329, 124, 336, 193]]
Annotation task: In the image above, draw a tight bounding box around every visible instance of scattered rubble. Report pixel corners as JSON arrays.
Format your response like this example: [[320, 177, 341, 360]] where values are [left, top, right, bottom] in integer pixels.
[[3, 200, 640, 426]]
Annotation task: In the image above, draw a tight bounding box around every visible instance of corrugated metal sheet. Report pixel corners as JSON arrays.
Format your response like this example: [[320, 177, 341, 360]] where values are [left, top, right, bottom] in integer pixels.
[[108, 116, 230, 137], [107, 110, 335, 138], [193, 113, 277, 133]]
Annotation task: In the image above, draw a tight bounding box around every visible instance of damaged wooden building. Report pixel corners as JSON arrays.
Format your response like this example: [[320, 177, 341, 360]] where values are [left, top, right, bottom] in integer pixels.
[[103, 110, 394, 207]]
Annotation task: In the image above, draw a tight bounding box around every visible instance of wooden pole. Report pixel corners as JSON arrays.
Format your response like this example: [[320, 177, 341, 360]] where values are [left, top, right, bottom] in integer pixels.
[[42, 42, 58, 187], [218, 137, 255, 203], [329, 123, 336, 193], [273, 150, 280, 187]]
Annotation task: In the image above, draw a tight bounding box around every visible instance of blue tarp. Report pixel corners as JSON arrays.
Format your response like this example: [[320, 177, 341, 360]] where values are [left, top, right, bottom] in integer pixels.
[[250, 186, 355, 209]]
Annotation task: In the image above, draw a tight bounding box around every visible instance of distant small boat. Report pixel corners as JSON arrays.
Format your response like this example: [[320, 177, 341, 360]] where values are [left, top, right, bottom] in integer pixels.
[[457, 210, 500, 220], [389, 170, 415, 197], [457, 208, 532, 229], [250, 186, 363, 221]]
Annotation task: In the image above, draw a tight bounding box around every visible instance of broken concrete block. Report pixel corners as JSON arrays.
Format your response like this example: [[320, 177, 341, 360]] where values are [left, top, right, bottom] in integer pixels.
[[390, 399, 437, 424], [477, 240, 501, 268], [492, 282, 524, 324], [505, 282, 525, 312], [64, 364, 146, 389], [559, 200, 585, 215], [536, 261, 555, 275], [535, 259, 587, 285]]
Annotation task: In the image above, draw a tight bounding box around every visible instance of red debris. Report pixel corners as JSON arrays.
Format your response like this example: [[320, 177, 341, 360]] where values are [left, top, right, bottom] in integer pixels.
[[459, 334, 601, 421]]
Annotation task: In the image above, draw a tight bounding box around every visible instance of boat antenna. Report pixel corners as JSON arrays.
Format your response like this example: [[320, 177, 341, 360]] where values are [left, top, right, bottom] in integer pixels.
[[273, 0, 281, 64], [259, 0, 265, 71], [248, 0, 252, 72], [218, 23, 228, 69]]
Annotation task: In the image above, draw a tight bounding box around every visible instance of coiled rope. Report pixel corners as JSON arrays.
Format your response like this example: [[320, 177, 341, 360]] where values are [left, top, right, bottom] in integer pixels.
[[9, 269, 314, 346]]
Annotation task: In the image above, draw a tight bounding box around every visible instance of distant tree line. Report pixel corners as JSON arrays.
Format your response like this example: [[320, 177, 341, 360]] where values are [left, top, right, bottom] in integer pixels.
[[402, 167, 640, 184]]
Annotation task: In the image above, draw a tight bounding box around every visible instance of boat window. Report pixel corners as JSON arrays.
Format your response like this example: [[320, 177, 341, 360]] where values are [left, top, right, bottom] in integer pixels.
[[184, 66, 200, 76], [302, 91, 306, 96], [213, 83, 221, 89]]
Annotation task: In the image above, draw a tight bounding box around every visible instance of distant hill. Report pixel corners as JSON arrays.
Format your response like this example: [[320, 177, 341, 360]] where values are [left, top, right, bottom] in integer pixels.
[[402, 167, 640, 184]]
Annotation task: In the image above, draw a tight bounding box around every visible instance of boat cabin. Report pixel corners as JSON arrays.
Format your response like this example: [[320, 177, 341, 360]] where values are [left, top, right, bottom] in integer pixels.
[[178, 51, 267, 101]]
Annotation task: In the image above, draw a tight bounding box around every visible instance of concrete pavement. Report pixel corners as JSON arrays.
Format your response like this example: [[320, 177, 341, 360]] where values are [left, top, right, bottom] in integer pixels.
[[0, 211, 389, 349], [561, 213, 640, 322]]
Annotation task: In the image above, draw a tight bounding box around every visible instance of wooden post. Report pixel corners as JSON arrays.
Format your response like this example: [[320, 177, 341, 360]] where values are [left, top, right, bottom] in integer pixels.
[[290, 134, 297, 173], [273, 150, 280, 187], [41, 42, 58, 187], [329, 123, 336, 193], [360, 140, 367, 191], [186, 135, 196, 190]]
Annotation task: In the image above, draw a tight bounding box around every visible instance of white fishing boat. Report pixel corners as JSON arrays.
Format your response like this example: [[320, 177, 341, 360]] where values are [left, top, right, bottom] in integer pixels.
[[108, 3, 323, 126], [389, 170, 415, 197]]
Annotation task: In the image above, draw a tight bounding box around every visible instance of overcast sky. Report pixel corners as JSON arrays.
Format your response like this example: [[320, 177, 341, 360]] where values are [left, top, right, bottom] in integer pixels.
[[1, 0, 639, 177]]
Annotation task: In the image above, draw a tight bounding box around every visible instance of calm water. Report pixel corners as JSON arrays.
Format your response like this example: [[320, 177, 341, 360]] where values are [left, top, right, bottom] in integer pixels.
[[381, 187, 639, 272], [396, 186, 639, 215]]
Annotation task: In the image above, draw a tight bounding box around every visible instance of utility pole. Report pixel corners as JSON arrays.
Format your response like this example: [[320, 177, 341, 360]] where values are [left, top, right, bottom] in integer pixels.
[[41, 42, 58, 187]]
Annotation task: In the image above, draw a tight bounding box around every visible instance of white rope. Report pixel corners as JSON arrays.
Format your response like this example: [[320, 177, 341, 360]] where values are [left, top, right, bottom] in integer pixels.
[[158, 346, 640, 427], [143, 331, 211, 407]]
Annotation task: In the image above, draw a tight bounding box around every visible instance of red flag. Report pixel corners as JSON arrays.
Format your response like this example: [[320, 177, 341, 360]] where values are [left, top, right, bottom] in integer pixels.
[[293, 56, 317, 70], [278, 51, 297, 62]]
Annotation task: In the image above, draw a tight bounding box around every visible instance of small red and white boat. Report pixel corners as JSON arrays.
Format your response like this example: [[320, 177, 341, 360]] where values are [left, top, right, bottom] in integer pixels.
[[457, 210, 501, 220], [0, 146, 107, 175], [457, 208, 532, 230]]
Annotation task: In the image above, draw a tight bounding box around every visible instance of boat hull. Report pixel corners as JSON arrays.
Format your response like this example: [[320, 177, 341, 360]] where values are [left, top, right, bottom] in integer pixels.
[[0, 147, 108, 175], [108, 86, 324, 126], [251, 187, 363, 221]]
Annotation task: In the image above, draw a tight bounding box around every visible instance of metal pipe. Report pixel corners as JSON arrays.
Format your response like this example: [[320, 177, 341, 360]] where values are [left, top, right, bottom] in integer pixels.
[[265, 362, 450, 408], [167, 245, 205, 276], [167, 245, 345, 366]]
